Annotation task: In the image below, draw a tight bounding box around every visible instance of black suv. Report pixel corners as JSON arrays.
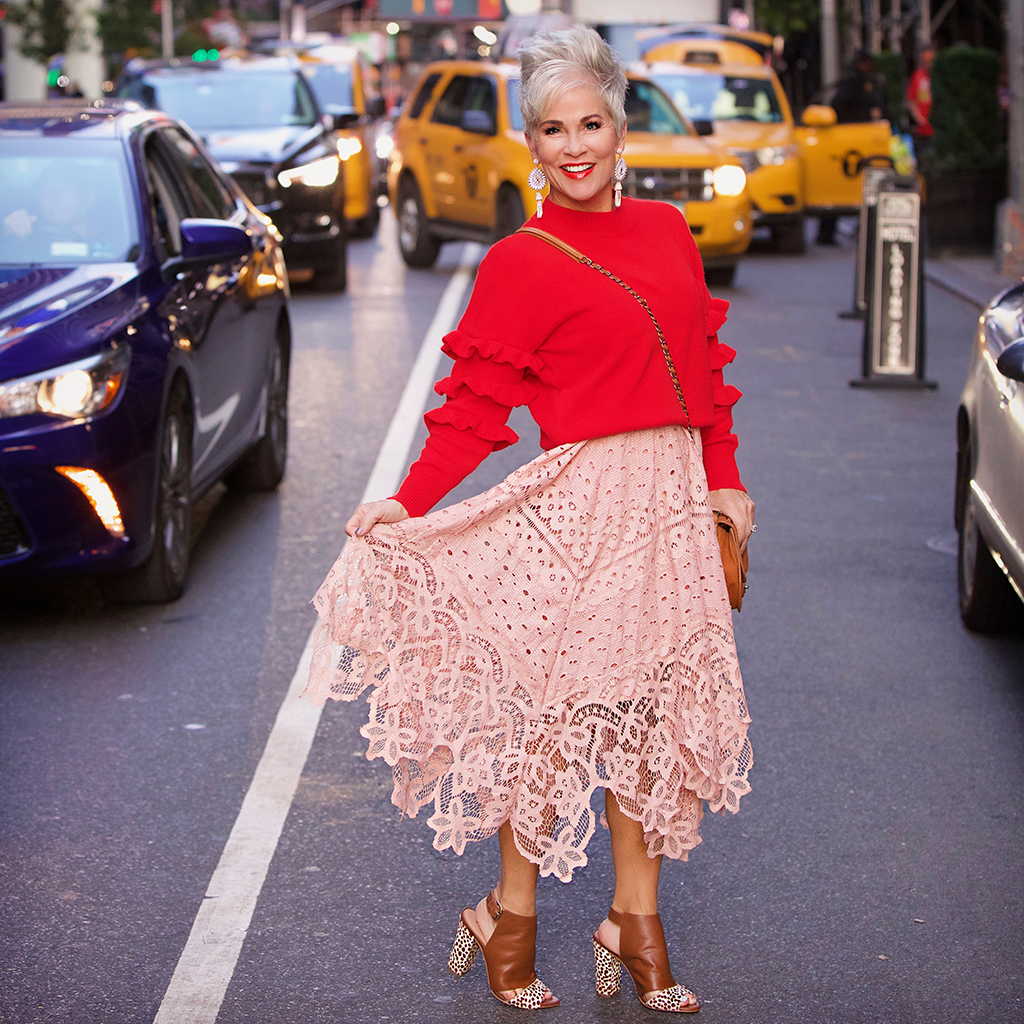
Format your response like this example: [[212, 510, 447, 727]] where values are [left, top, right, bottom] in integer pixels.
[[117, 55, 348, 289]]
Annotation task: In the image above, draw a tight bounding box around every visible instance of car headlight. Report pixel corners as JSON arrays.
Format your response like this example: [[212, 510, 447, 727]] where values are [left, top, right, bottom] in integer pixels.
[[375, 133, 394, 161], [0, 345, 130, 420], [277, 155, 341, 188], [712, 165, 747, 197], [755, 144, 799, 167], [337, 137, 363, 161]]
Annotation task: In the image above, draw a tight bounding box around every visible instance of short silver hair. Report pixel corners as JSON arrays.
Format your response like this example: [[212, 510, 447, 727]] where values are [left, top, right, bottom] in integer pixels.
[[517, 25, 627, 136]]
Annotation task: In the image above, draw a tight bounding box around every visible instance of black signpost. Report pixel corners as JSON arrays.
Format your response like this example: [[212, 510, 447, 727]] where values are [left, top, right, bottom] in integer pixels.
[[850, 177, 937, 389], [839, 164, 896, 321]]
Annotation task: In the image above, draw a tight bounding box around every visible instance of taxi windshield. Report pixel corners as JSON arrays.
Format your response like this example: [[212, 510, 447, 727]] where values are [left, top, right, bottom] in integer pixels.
[[303, 63, 354, 114], [507, 78, 689, 135], [124, 70, 318, 130], [652, 72, 783, 123], [0, 141, 139, 265]]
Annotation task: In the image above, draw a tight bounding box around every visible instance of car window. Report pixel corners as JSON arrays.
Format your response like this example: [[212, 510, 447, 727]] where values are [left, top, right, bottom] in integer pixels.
[[157, 127, 236, 220], [0, 140, 138, 265], [507, 78, 524, 131], [407, 72, 442, 119], [303, 63, 354, 114], [143, 136, 189, 258], [130, 69, 318, 130], [430, 75, 472, 127], [625, 80, 689, 135], [652, 72, 783, 123], [463, 76, 496, 120]]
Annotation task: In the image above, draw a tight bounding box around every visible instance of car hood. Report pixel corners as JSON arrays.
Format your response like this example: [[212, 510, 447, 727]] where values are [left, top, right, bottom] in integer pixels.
[[625, 132, 737, 166], [711, 121, 794, 150], [199, 125, 325, 167], [0, 265, 141, 379]]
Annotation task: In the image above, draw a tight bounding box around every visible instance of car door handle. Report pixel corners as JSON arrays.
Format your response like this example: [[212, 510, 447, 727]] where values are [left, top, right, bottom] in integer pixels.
[[454, 144, 464, 153]]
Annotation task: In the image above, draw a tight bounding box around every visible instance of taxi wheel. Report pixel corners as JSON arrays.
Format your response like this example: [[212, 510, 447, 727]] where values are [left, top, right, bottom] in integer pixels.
[[398, 178, 441, 268], [101, 382, 192, 604], [705, 264, 737, 288], [350, 202, 380, 239], [772, 217, 806, 254], [495, 185, 526, 239]]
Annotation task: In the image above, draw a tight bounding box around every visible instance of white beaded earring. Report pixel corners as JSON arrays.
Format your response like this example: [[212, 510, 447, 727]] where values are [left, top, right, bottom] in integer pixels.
[[528, 160, 547, 218], [614, 151, 627, 209]]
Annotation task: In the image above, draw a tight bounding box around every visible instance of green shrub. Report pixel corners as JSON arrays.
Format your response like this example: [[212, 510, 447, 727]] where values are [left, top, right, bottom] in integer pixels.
[[926, 46, 1004, 176]]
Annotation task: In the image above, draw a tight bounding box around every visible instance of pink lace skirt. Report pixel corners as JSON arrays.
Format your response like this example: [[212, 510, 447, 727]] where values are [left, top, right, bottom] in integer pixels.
[[305, 426, 751, 881]]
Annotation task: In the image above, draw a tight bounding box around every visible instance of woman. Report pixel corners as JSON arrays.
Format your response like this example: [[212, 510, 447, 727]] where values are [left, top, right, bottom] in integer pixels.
[[306, 25, 754, 1014]]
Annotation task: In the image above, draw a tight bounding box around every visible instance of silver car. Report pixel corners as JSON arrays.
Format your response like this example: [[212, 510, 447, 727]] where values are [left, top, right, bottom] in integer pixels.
[[956, 282, 1024, 631]]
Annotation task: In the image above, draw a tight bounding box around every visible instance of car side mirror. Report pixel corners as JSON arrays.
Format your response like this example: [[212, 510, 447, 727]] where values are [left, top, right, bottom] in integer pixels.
[[177, 219, 253, 266], [461, 109, 495, 135], [996, 338, 1024, 383], [801, 104, 837, 127], [691, 119, 714, 137], [325, 107, 361, 131]]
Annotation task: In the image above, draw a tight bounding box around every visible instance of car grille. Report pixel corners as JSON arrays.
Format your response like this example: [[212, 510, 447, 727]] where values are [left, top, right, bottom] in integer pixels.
[[626, 167, 715, 204], [232, 170, 275, 208], [0, 486, 30, 559]]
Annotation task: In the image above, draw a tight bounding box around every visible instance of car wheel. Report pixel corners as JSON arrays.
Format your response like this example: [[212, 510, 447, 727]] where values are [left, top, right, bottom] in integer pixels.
[[772, 217, 806, 254], [397, 178, 441, 268], [225, 325, 289, 492], [101, 382, 192, 603], [705, 264, 737, 288], [957, 480, 1020, 632], [495, 185, 526, 240], [350, 201, 380, 239], [313, 238, 347, 291]]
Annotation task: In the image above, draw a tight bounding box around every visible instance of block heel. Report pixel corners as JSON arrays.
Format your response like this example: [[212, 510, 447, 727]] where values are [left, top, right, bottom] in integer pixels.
[[593, 935, 623, 997]]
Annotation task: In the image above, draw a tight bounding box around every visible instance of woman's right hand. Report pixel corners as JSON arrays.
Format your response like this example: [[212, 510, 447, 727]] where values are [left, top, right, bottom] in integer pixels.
[[345, 498, 410, 538]]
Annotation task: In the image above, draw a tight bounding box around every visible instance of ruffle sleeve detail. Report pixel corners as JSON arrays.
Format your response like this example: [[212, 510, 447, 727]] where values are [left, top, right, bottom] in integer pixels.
[[712, 381, 743, 409], [705, 297, 729, 335], [709, 342, 737, 371], [442, 329, 546, 374], [435, 374, 539, 408], [424, 403, 520, 449]]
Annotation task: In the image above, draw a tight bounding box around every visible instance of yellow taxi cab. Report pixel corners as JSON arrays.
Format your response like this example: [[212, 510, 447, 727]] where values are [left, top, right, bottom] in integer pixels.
[[641, 31, 892, 252], [388, 59, 752, 284], [297, 44, 384, 237]]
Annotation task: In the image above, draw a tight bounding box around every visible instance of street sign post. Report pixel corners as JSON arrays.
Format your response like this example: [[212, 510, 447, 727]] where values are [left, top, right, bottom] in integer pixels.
[[839, 164, 895, 320], [851, 179, 936, 389]]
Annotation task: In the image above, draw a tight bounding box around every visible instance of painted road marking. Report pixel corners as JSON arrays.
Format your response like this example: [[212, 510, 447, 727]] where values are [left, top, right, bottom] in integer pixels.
[[153, 243, 484, 1024]]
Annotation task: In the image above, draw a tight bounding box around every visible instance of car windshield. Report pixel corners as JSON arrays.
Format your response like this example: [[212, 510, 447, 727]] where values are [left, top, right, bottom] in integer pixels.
[[507, 79, 524, 131], [0, 140, 139, 265], [126, 70, 318, 130], [652, 72, 783, 123], [302, 63, 354, 114], [506, 77, 689, 136]]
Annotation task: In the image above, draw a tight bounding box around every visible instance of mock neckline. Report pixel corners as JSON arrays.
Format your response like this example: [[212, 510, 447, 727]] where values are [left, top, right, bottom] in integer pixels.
[[533, 196, 636, 239]]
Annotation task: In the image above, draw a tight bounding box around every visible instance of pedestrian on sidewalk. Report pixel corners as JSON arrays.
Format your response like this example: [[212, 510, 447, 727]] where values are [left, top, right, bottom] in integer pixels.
[[818, 48, 890, 244], [907, 45, 935, 157], [306, 24, 754, 1015]]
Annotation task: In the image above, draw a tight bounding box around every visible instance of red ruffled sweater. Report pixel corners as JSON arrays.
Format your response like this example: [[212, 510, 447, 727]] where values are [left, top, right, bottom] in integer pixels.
[[394, 197, 744, 518]]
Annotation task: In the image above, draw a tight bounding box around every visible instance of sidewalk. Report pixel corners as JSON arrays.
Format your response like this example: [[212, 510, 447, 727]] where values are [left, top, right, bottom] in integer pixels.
[[924, 253, 1022, 309]]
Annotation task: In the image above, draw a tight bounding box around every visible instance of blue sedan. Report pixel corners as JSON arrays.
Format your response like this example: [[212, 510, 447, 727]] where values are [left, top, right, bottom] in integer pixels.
[[0, 100, 291, 601]]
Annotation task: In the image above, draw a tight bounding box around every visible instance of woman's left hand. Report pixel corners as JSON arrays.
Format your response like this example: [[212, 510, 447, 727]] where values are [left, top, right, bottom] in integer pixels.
[[709, 488, 756, 552]]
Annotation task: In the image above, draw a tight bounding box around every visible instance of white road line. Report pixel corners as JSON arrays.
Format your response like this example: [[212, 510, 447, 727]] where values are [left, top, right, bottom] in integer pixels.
[[153, 243, 484, 1024]]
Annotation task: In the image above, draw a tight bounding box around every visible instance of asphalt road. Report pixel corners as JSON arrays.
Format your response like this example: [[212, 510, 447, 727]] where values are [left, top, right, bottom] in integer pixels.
[[1, 213, 1021, 1024]]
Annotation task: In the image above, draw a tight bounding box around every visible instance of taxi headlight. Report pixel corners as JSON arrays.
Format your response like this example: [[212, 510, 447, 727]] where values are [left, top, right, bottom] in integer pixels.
[[0, 345, 130, 420], [712, 165, 747, 197], [277, 155, 341, 188], [337, 137, 363, 161], [755, 144, 799, 167]]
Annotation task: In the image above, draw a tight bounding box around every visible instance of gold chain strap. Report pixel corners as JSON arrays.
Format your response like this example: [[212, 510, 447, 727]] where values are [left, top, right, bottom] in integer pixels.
[[516, 226, 691, 424]]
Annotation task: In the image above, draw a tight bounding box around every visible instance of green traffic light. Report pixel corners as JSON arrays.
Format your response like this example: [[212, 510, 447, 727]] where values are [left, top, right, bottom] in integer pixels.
[[192, 49, 207, 61]]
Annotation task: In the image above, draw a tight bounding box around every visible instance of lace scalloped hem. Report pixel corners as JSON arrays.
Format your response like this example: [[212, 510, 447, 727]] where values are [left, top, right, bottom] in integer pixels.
[[305, 426, 752, 881]]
